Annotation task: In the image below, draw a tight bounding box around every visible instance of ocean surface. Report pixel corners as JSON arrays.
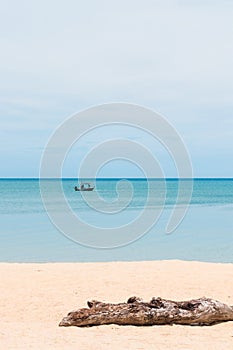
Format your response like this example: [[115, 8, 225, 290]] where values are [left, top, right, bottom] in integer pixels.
[[0, 179, 232, 263]]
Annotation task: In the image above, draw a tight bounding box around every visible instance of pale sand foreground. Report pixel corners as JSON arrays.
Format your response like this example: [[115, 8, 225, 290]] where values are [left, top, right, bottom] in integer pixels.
[[1, 260, 233, 350]]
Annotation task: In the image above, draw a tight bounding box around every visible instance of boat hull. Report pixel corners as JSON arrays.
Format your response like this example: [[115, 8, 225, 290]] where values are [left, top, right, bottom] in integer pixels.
[[74, 187, 94, 191]]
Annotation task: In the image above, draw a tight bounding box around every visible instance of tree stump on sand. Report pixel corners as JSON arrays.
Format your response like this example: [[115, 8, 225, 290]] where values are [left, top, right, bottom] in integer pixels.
[[59, 296, 233, 327]]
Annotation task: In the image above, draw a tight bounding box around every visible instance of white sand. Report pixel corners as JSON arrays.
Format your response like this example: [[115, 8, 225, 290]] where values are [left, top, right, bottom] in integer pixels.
[[1, 260, 233, 349]]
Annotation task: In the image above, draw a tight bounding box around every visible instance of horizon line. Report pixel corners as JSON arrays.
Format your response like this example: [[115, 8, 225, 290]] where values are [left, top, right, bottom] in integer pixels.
[[1, 177, 233, 180]]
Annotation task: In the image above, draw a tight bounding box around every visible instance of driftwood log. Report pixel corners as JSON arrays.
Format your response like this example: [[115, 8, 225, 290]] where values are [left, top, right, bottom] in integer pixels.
[[59, 296, 233, 327]]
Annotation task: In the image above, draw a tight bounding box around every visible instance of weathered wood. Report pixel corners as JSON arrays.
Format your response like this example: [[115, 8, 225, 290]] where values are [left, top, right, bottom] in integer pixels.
[[59, 296, 233, 327]]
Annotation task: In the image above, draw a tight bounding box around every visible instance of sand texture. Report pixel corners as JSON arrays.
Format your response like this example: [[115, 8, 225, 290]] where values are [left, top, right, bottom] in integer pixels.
[[1, 260, 233, 349]]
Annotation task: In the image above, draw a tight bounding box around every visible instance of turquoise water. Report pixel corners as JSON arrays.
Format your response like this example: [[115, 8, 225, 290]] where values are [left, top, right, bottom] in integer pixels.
[[0, 179, 232, 262]]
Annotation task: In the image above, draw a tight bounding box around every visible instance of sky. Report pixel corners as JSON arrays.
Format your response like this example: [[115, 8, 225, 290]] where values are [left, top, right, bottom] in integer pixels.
[[0, 0, 233, 178]]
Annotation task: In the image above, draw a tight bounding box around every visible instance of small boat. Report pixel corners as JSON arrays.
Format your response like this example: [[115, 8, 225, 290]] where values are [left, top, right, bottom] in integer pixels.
[[74, 182, 95, 191]]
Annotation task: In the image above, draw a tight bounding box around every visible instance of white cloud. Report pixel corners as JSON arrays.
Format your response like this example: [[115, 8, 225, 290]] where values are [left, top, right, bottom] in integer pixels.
[[0, 0, 232, 99], [0, 0, 233, 176]]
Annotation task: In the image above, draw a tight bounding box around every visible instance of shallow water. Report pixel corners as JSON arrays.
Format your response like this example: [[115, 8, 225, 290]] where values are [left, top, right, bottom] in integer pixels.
[[0, 179, 232, 262]]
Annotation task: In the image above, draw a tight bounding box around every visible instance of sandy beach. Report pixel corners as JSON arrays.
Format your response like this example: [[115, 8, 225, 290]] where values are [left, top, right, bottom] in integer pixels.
[[1, 260, 233, 349]]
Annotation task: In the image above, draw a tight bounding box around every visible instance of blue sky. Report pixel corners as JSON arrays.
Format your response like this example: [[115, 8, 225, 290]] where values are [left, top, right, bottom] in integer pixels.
[[0, 0, 233, 177]]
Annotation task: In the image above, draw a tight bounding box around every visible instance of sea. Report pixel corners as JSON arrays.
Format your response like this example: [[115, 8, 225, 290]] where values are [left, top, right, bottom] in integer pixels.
[[0, 178, 232, 263]]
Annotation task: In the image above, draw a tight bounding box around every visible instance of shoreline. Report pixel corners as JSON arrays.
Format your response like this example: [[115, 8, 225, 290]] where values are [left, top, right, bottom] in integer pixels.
[[1, 260, 233, 349], [1, 258, 233, 264]]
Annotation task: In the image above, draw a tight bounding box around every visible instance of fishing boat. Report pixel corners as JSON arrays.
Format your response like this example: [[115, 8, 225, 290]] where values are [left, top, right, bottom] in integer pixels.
[[74, 182, 94, 191]]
